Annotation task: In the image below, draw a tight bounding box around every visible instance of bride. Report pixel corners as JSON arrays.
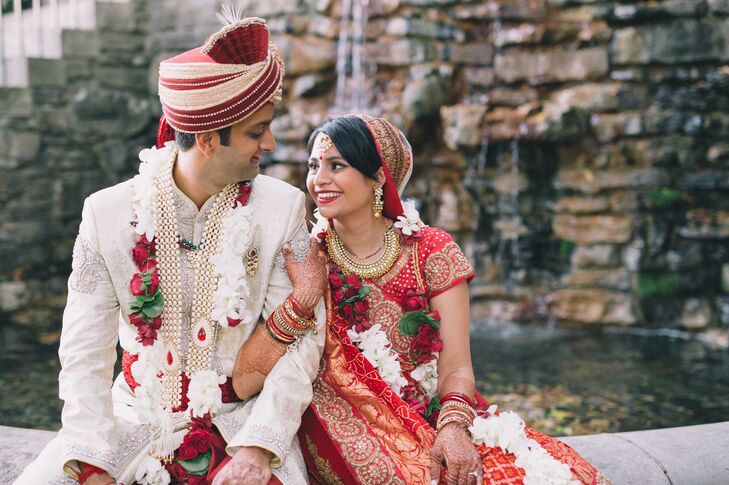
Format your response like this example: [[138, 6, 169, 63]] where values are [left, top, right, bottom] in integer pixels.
[[233, 114, 610, 485]]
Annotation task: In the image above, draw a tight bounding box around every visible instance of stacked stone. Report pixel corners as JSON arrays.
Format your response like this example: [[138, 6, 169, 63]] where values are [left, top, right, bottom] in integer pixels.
[[0, 0, 156, 341], [2, 0, 729, 339]]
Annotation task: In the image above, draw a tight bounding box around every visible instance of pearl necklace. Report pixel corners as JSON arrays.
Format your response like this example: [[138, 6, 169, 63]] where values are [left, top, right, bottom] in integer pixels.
[[154, 147, 239, 410], [326, 225, 401, 280]]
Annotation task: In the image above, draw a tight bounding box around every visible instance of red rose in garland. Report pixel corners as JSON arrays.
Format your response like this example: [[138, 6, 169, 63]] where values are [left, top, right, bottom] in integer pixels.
[[178, 428, 213, 461], [401, 289, 427, 312]]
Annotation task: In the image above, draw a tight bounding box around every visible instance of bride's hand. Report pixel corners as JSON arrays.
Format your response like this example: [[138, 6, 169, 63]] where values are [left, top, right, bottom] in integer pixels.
[[283, 238, 328, 311], [430, 422, 483, 484]]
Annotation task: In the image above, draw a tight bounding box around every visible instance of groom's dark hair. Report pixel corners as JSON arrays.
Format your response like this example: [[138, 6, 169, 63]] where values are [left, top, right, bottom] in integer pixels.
[[307, 116, 381, 180]]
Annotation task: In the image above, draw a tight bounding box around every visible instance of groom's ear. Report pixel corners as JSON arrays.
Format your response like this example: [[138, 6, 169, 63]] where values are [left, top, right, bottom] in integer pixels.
[[375, 168, 386, 186], [195, 131, 217, 158]]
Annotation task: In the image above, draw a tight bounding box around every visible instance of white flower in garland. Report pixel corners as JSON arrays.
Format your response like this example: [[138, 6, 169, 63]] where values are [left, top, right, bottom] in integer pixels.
[[410, 358, 439, 398], [348, 324, 408, 395], [393, 199, 422, 236], [131, 340, 166, 423], [310, 208, 329, 242], [133, 144, 172, 241], [187, 370, 226, 418], [469, 410, 579, 485], [135, 454, 171, 485], [211, 203, 254, 327]]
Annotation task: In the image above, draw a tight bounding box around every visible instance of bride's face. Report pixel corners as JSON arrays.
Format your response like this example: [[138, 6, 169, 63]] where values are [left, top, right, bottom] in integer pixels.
[[306, 133, 378, 221]]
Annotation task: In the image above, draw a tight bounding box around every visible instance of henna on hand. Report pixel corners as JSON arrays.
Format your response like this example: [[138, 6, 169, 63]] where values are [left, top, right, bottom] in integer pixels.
[[283, 238, 328, 311], [430, 423, 482, 485]]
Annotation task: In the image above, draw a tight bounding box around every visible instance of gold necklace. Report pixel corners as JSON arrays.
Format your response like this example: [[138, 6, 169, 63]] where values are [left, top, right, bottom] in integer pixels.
[[326, 225, 401, 279]]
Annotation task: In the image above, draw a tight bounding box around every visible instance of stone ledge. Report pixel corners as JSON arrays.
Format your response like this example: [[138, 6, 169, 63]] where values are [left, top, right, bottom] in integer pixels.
[[4, 422, 728, 483]]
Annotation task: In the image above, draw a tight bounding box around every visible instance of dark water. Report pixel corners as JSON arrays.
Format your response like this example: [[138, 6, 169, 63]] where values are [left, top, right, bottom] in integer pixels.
[[471, 322, 729, 435], [1, 322, 728, 435]]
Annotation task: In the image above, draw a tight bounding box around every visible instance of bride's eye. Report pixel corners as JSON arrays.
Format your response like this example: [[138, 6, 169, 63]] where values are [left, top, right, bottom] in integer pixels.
[[307, 162, 319, 171]]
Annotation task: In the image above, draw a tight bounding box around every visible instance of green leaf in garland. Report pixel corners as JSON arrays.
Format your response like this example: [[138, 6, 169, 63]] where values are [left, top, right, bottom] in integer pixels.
[[425, 395, 442, 419], [399, 310, 441, 336], [140, 291, 164, 319], [179, 450, 211, 475], [339, 285, 372, 308]]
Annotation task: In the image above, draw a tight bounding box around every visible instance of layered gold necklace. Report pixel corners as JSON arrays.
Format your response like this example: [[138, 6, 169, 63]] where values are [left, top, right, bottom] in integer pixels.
[[326, 224, 401, 280]]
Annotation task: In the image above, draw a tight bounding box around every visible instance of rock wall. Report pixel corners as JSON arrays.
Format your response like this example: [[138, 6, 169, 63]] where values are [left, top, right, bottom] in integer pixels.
[[1, 0, 728, 342]]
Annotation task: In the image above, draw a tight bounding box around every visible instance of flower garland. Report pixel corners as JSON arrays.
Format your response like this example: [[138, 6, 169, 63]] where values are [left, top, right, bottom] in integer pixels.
[[127, 144, 255, 483], [469, 406, 580, 485], [329, 261, 443, 419]]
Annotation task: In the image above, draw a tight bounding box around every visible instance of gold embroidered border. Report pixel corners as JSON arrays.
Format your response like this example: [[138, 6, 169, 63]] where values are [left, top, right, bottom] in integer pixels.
[[424, 241, 474, 294], [304, 435, 345, 485]]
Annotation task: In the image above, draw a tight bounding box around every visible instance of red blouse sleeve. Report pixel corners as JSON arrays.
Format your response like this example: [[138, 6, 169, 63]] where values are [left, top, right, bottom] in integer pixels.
[[417, 227, 475, 298]]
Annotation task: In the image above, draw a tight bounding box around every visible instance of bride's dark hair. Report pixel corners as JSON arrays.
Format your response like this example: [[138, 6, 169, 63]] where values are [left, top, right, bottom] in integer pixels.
[[307, 116, 381, 181]]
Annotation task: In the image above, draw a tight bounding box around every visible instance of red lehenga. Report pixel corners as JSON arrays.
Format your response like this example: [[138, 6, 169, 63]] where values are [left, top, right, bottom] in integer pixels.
[[298, 226, 609, 485]]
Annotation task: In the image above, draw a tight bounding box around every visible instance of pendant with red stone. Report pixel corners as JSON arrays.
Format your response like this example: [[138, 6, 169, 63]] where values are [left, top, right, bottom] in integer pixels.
[[193, 319, 213, 348], [164, 344, 178, 371]]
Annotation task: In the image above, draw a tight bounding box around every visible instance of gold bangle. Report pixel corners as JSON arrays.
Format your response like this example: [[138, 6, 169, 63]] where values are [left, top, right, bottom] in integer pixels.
[[274, 307, 306, 337], [283, 298, 315, 329]]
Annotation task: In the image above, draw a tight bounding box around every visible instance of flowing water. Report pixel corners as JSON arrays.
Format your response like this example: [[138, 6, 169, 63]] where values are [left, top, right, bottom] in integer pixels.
[[1, 321, 728, 435]]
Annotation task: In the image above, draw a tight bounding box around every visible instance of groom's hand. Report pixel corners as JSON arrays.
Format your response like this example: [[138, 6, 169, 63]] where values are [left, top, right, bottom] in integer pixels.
[[212, 446, 273, 485], [283, 238, 328, 311]]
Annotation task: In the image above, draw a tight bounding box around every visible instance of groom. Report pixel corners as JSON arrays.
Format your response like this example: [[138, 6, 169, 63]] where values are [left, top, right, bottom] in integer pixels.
[[16, 15, 325, 485]]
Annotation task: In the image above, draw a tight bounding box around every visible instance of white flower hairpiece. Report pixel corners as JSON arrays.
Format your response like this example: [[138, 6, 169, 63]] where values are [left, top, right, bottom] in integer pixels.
[[393, 199, 423, 236]]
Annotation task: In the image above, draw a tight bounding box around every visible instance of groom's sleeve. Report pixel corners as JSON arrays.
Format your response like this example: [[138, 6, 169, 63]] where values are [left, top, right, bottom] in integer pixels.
[[57, 196, 121, 477], [226, 189, 326, 462]]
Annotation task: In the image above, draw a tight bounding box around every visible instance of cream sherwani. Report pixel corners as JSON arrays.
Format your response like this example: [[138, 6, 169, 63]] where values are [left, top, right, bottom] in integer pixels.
[[15, 173, 324, 485]]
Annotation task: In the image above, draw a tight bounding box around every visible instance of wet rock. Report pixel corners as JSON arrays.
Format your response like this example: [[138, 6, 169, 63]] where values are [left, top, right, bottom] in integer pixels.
[[236, 0, 301, 17], [553, 215, 632, 244], [291, 72, 335, 98], [494, 23, 545, 48], [27, 59, 66, 88], [402, 67, 448, 120], [707, 143, 729, 163], [681, 298, 713, 329], [0, 89, 33, 117], [3, 132, 41, 163], [453, 0, 546, 20], [678, 170, 729, 190], [555, 196, 609, 214], [433, 182, 477, 232], [562, 268, 632, 291], [547, 289, 637, 325], [495, 47, 608, 84], [549, 83, 622, 114], [723, 264, 729, 294], [442, 43, 494, 65], [489, 86, 538, 107], [307, 15, 339, 39], [678, 209, 729, 239], [590, 113, 643, 142], [717, 296, 729, 326], [276, 35, 337, 75], [386, 17, 464, 41], [709, 0, 729, 14], [609, 191, 640, 213], [0, 282, 30, 312], [611, 21, 727, 65], [571, 244, 621, 268], [461, 67, 494, 87], [555, 168, 669, 194], [440, 104, 487, 149], [368, 39, 437, 66], [494, 172, 529, 195]]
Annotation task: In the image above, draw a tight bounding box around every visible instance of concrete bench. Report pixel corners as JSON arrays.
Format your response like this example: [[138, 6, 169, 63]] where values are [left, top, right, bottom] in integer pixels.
[[2, 422, 728, 484]]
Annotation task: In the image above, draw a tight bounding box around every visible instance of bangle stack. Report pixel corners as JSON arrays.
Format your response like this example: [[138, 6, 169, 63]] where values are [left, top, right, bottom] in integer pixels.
[[436, 392, 477, 434], [265, 295, 316, 345]]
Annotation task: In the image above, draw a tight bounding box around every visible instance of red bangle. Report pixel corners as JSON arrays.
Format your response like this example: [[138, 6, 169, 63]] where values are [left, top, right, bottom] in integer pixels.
[[78, 463, 106, 484], [289, 294, 314, 318], [440, 392, 474, 406]]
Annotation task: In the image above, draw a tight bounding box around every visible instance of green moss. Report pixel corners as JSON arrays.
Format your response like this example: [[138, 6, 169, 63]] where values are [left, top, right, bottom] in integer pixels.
[[646, 188, 682, 208], [637, 272, 679, 297], [559, 240, 575, 261]]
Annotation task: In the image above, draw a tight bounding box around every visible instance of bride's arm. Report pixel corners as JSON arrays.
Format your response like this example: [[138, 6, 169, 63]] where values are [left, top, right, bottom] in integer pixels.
[[429, 281, 483, 483], [232, 239, 327, 400]]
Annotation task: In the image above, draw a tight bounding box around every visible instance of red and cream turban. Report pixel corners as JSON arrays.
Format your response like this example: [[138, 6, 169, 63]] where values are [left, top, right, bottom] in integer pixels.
[[156, 17, 285, 147]]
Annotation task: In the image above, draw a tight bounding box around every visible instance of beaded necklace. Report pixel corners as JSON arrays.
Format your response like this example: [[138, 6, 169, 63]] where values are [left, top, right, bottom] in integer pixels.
[[325, 224, 401, 280]]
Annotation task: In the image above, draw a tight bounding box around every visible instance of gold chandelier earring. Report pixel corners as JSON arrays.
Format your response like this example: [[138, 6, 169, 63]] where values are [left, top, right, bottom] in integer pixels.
[[373, 186, 384, 218]]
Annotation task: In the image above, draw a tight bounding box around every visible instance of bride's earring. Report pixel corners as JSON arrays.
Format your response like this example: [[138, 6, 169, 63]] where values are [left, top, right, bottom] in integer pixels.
[[373, 186, 383, 218]]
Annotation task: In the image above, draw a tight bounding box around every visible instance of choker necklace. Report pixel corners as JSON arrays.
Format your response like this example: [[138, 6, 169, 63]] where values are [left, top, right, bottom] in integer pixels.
[[326, 225, 401, 280]]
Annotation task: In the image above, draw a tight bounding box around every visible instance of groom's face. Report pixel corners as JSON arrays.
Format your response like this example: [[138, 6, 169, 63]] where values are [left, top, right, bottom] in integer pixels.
[[208, 103, 276, 184]]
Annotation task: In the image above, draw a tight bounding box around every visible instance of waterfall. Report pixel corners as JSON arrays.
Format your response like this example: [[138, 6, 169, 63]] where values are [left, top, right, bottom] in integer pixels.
[[334, 0, 371, 113]]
